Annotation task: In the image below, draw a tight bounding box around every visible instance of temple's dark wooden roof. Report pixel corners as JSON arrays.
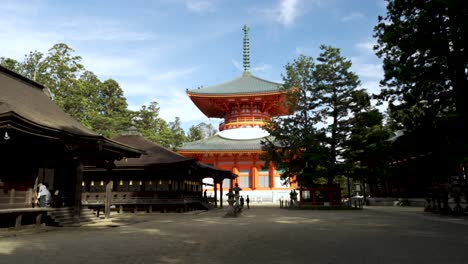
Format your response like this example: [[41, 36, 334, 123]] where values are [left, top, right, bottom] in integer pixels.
[[112, 135, 237, 180], [113, 135, 195, 168], [0, 65, 143, 158]]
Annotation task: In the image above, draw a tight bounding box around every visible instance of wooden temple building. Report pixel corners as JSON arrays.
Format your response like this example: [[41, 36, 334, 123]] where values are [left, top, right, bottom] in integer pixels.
[[0, 65, 143, 227], [178, 26, 297, 204], [83, 129, 235, 213]]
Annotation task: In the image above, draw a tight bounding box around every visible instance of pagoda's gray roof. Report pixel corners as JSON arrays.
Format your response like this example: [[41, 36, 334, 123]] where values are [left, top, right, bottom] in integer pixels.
[[188, 72, 283, 95], [179, 134, 272, 151]]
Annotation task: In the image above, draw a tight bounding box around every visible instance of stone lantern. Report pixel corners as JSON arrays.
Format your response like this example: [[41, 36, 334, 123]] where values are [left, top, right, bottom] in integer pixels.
[[232, 183, 242, 207], [225, 189, 236, 217]]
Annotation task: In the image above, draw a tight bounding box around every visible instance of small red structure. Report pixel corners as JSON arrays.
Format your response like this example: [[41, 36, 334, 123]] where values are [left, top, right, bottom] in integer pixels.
[[297, 184, 342, 206]]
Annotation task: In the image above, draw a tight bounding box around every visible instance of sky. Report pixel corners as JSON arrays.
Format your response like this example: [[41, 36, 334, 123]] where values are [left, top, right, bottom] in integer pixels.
[[0, 0, 388, 132]]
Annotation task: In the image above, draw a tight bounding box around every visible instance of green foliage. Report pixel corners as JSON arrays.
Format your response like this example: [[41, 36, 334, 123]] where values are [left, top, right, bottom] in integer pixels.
[[263, 46, 372, 187], [314, 45, 361, 184], [168, 117, 187, 149], [374, 0, 468, 159], [342, 90, 392, 187], [133, 101, 174, 147], [0, 43, 154, 140], [187, 122, 217, 142], [262, 55, 327, 187]]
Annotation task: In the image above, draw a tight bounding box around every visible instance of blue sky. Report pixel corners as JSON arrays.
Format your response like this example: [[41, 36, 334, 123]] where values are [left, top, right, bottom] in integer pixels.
[[0, 0, 387, 131]]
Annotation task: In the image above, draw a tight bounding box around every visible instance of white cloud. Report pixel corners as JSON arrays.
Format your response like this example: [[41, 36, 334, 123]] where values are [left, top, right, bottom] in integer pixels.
[[340, 12, 364, 22], [250, 0, 305, 27], [185, 0, 216, 13], [355, 40, 376, 55], [359, 80, 382, 95], [295, 47, 314, 56], [252, 63, 272, 72], [158, 89, 208, 122], [277, 0, 301, 26], [231, 59, 243, 71], [81, 54, 149, 78], [351, 59, 383, 80], [149, 66, 200, 82], [232, 60, 272, 73], [351, 39, 384, 86]]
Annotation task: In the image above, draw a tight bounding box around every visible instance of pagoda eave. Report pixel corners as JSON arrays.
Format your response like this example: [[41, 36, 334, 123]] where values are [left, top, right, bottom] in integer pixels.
[[188, 92, 289, 118]]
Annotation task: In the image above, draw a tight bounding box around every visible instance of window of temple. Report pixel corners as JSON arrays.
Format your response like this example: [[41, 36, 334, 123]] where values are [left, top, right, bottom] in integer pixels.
[[239, 169, 250, 188], [223, 178, 231, 188], [258, 170, 270, 188]]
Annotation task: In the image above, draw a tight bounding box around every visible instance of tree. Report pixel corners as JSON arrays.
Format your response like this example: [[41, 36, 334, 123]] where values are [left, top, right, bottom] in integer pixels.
[[262, 46, 363, 186], [167, 117, 187, 149], [0, 57, 21, 72], [374, 0, 468, 163], [133, 101, 172, 146], [187, 125, 203, 141], [89, 78, 132, 137], [41, 44, 85, 116], [0, 43, 141, 137], [262, 55, 327, 186], [342, 90, 392, 196], [187, 122, 217, 141], [314, 45, 361, 184]]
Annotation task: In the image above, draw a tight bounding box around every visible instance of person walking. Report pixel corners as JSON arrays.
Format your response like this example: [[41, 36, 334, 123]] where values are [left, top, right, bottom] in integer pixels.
[[240, 195, 245, 208], [38, 183, 51, 207], [246, 195, 250, 209]]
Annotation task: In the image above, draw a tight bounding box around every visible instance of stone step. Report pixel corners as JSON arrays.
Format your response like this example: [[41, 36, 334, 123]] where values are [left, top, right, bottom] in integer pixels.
[[47, 208, 103, 227]]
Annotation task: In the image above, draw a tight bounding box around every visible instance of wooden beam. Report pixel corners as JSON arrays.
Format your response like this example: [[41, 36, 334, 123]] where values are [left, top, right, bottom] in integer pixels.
[[36, 213, 42, 226], [105, 163, 113, 219], [220, 181, 223, 208], [214, 181, 218, 208], [73, 160, 83, 224], [15, 214, 22, 228]]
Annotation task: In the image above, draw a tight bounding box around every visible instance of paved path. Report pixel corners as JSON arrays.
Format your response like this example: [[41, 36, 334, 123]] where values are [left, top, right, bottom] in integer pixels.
[[1, 206, 468, 264]]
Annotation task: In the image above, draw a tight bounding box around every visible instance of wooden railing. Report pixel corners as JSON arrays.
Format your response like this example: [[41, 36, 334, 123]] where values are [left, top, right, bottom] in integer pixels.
[[0, 188, 34, 209]]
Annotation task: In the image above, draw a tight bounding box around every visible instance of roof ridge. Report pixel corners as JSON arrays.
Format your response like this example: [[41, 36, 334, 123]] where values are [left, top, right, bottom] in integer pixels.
[[187, 73, 283, 95], [248, 73, 283, 86]]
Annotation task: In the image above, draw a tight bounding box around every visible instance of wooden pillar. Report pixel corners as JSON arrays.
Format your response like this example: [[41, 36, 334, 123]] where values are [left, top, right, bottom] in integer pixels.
[[15, 214, 22, 228], [213, 179, 218, 208], [252, 167, 258, 189], [73, 160, 83, 224], [269, 164, 275, 188], [36, 213, 42, 226], [232, 167, 239, 187], [219, 179, 223, 208], [105, 164, 113, 219], [9, 188, 15, 204], [26, 188, 33, 205], [105, 180, 113, 219]]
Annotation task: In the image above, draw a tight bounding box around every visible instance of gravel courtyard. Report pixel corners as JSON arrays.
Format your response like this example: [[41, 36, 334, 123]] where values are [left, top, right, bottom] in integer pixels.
[[1, 206, 468, 264]]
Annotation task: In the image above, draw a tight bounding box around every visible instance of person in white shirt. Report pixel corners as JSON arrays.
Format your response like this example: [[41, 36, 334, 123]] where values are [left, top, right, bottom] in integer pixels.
[[38, 183, 51, 207]]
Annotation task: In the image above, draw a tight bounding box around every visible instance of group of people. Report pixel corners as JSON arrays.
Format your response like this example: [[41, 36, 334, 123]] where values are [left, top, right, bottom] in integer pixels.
[[203, 189, 251, 209], [240, 195, 250, 209]]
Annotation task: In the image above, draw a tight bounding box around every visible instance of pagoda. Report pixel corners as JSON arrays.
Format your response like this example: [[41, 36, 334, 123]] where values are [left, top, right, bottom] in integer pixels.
[[178, 25, 297, 204]]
